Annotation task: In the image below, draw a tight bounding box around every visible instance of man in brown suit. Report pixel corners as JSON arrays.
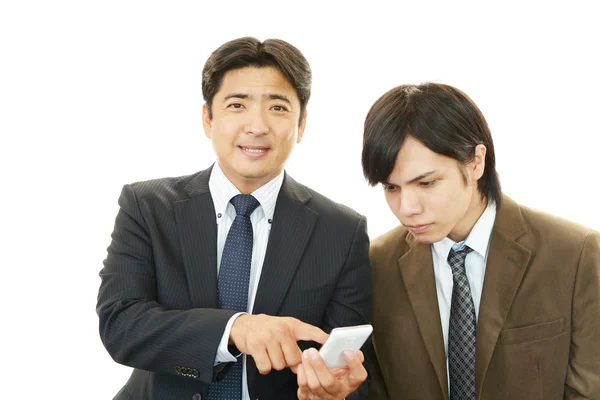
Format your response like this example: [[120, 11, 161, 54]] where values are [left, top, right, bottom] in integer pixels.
[[361, 82, 600, 399]]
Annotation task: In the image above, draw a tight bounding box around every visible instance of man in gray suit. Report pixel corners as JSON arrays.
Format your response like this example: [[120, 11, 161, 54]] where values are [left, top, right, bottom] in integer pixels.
[[97, 37, 370, 400]]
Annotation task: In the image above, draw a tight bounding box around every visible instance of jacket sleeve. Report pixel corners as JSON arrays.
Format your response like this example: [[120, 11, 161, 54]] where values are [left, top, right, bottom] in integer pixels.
[[367, 337, 392, 400], [96, 184, 236, 385], [565, 230, 600, 399]]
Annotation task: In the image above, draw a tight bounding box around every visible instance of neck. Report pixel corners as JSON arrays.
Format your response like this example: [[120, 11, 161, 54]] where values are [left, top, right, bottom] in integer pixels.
[[218, 164, 282, 195], [236, 183, 262, 195], [448, 193, 488, 242]]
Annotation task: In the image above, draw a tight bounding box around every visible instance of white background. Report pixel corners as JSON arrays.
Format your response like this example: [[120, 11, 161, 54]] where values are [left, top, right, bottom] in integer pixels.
[[1, 1, 598, 398]]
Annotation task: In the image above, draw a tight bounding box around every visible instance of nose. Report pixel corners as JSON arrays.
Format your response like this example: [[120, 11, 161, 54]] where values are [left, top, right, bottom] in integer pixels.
[[244, 107, 269, 136], [399, 189, 423, 217]]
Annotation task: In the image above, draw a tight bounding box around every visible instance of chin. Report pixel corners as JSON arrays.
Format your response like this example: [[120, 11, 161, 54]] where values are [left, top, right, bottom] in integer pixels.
[[412, 231, 445, 245], [413, 236, 436, 245], [239, 167, 270, 179], [232, 163, 264, 177]]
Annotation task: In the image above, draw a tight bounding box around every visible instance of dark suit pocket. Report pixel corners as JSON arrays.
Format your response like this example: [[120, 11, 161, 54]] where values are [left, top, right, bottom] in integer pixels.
[[498, 318, 564, 345]]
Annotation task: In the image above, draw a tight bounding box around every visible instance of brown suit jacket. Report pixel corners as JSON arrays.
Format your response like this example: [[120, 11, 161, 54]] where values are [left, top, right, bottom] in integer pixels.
[[368, 194, 600, 400]]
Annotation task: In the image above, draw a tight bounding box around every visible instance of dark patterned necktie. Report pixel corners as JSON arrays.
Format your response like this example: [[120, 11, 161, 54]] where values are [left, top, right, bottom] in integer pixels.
[[448, 246, 476, 400], [207, 194, 259, 400]]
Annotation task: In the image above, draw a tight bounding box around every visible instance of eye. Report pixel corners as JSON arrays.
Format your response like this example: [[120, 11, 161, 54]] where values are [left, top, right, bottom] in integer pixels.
[[419, 180, 437, 188], [383, 183, 399, 192], [227, 103, 244, 109], [271, 105, 288, 112]]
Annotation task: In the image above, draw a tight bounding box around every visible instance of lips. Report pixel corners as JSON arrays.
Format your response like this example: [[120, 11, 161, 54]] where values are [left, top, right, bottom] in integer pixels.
[[405, 224, 431, 233], [240, 146, 268, 153], [239, 145, 270, 158]]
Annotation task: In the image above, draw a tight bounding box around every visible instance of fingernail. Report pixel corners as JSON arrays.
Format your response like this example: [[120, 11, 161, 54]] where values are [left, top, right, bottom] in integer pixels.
[[344, 350, 355, 360], [308, 348, 318, 360], [303, 349, 310, 359]]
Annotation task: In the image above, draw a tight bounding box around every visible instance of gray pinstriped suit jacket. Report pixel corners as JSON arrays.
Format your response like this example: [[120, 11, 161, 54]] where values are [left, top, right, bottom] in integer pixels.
[[97, 166, 372, 399]]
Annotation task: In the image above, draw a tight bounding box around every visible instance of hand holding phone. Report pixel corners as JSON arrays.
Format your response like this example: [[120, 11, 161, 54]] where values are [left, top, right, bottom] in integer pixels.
[[318, 324, 373, 368]]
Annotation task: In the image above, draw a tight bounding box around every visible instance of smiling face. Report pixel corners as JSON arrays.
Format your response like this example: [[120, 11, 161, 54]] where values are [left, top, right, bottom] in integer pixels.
[[203, 66, 306, 194], [383, 135, 487, 243]]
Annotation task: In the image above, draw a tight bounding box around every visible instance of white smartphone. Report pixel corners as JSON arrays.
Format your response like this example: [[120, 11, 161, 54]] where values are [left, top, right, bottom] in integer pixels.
[[318, 324, 373, 368]]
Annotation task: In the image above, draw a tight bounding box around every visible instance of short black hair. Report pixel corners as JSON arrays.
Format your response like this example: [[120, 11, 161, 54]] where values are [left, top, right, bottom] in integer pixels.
[[362, 82, 502, 207], [202, 37, 311, 124]]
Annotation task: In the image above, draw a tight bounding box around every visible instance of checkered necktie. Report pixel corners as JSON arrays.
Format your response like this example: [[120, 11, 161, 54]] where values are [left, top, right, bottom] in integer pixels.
[[207, 194, 259, 400], [448, 246, 476, 400]]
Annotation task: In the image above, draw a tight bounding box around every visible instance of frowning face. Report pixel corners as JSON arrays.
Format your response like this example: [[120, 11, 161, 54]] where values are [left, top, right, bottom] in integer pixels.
[[383, 135, 486, 243]]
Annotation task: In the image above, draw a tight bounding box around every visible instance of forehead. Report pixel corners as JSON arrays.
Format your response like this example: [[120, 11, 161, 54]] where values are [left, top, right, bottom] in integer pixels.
[[390, 136, 454, 179], [216, 66, 298, 101]]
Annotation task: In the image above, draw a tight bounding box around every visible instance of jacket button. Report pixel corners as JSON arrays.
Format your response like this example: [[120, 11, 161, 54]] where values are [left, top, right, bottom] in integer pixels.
[[192, 393, 202, 400]]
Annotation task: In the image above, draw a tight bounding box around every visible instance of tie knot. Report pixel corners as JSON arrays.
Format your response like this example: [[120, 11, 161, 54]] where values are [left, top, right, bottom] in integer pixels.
[[230, 194, 260, 217], [447, 245, 473, 275]]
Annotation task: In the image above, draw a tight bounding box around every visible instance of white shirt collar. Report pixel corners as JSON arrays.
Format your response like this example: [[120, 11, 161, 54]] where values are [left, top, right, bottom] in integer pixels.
[[208, 162, 284, 222], [433, 201, 497, 261]]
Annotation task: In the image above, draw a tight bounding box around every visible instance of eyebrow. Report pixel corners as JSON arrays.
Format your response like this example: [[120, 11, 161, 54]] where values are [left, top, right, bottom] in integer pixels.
[[266, 93, 292, 104], [406, 170, 438, 185], [223, 93, 292, 105], [384, 170, 438, 186]]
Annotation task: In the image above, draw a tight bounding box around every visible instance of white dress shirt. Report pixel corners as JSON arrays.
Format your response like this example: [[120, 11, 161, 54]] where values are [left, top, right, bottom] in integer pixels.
[[209, 162, 283, 400], [431, 201, 496, 390]]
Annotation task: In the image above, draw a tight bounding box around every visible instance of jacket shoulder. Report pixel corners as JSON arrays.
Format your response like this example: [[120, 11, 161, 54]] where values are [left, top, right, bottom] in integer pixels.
[[125, 171, 203, 203], [302, 185, 365, 224], [370, 225, 410, 267], [518, 203, 594, 245]]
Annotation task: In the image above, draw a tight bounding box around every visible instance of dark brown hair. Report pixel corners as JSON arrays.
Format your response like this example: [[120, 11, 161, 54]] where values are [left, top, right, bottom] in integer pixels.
[[362, 82, 502, 207], [202, 37, 311, 123]]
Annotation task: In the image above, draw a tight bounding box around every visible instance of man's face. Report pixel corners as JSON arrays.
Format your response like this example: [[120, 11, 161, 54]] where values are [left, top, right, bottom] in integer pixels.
[[203, 66, 306, 193], [383, 136, 485, 244]]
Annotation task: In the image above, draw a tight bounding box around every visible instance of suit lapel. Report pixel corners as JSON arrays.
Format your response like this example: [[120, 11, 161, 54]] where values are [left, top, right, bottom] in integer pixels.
[[173, 167, 219, 308], [251, 174, 318, 316], [247, 174, 317, 398], [475, 195, 532, 396], [399, 234, 449, 400]]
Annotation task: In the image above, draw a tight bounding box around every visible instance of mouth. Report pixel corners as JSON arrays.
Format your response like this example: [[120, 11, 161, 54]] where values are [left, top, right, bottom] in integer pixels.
[[405, 224, 431, 233], [239, 145, 269, 158]]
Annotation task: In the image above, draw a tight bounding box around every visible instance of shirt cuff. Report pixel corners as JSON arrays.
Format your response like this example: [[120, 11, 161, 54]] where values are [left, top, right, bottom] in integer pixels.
[[214, 312, 246, 365]]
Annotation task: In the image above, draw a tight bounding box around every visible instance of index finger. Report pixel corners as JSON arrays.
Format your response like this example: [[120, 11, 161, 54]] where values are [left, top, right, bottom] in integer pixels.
[[292, 320, 329, 344]]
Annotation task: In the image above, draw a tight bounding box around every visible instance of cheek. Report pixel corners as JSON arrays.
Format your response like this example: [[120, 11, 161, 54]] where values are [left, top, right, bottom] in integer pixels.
[[426, 190, 455, 219], [273, 129, 298, 151], [213, 118, 241, 138], [384, 193, 401, 216], [281, 126, 298, 140], [432, 188, 469, 221], [271, 117, 297, 136]]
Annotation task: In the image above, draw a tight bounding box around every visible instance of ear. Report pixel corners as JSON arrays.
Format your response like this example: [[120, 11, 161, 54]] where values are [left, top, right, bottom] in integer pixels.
[[470, 144, 487, 181], [202, 103, 212, 139], [297, 110, 307, 143]]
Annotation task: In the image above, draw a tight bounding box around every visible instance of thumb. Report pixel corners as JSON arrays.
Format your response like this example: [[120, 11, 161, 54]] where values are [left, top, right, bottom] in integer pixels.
[[343, 350, 368, 387], [291, 320, 329, 344]]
